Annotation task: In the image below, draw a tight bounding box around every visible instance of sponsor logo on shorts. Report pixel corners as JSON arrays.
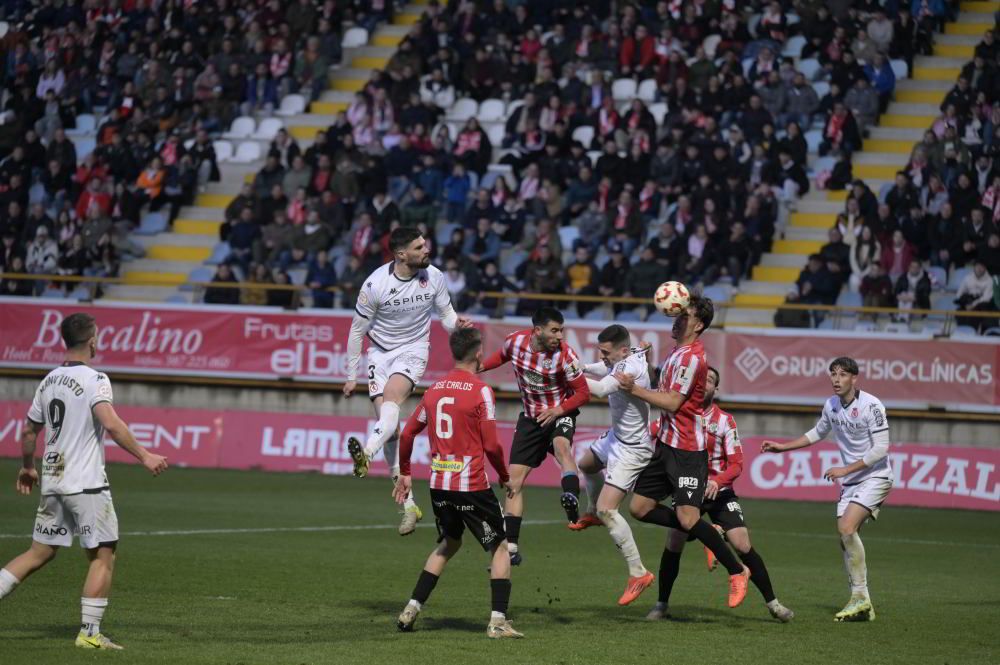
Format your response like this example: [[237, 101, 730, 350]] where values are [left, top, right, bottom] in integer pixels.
[[556, 417, 574, 430], [481, 520, 496, 544], [78, 526, 93, 536], [35, 524, 68, 537], [726, 501, 742, 513], [431, 458, 466, 473], [678, 476, 699, 489]]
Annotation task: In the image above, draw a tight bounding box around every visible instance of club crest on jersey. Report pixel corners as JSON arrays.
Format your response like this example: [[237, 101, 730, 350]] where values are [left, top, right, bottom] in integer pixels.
[[542, 359, 553, 369], [851, 407, 859, 418], [419, 276, 428, 288], [708, 422, 719, 434]]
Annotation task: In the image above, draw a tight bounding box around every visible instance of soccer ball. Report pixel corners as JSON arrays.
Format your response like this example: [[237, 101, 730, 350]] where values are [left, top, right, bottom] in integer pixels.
[[653, 281, 690, 317]]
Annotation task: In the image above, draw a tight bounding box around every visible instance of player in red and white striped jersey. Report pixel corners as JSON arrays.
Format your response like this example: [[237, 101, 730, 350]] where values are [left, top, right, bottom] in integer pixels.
[[394, 328, 523, 640], [652, 367, 795, 623], [479, 307, 590, 564], [615, 295, 751, 612]]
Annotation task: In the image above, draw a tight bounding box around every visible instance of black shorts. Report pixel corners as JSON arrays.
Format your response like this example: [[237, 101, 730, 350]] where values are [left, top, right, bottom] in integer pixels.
[[702, 489, 746, 532], [430, 488, 506, 552], [632, 445, 709, 508], [509, 411, 578, 468]]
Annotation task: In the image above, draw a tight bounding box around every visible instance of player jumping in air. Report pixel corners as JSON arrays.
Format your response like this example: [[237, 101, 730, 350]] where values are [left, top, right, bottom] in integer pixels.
[[394, 328, 523, 639], [0, 313, 169, 650], [344, 226, 471, 535], [647, 366, 795, 622], [479, 307, 590, 565], [570, 325, 656, 606], [762, 356, 893, 622], [615, 296, 751, 610]]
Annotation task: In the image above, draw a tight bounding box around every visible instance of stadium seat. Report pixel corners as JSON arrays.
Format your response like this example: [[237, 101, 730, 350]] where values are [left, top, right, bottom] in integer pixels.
[[182, 266, 215, 291], [748, 13, 762, 38], [165, 293, 190, 304], [134, 212, 169, 236], [805, 129, 822, 154], [252, 117, 284, 140], [812, 81, 830, 100], [447, 98, 478, 122], [212, 140, 234, 163], [702, 285, 732, 303], [889, 59, 908, 80], [486, 123, 505, 149], [948, 267, 970, 291], [637, 79, 657, 102], [184, 138, 196, 150], [931, 293, 954, 311], [0, 21, 8, 39], [983, 327, 1000, 337], [953, 326, 978, 337], [617, 310, 642, 322], [276, 94, 306, 117], [572, 125, 595, 149], [436, 222, 459, 247], [29, 182, 45, 205], [786, 13, 801, 25], [230, 141, 263, 163], [66, 113, 96, 137], [500, 249, 527, 276], [810, 156, 835, 176], [741, 58, 754, 78], [837, 291, 862, 308], [69, 136, 96, 160], [586, 150, 601, 166], [649, 102, 667, 125], [611, 78, 637, 101], [926, 266, 947, 290], [854, 320, 878, 332], [878, 182, 893, 203], [41, 286, 67, 299], [223, 116, 256, 140], [69, 285, 91, 300], [206, 242, 231, 265], [477, 99, 506, 122], [702, 34, 722, 58], [782, 36, 806, 58], [584, 308, 607, 321], [341, 27, 369, 49], [558, 226, 580, 250], [287, 268, 307, 285], [797, 58, 821, 81]]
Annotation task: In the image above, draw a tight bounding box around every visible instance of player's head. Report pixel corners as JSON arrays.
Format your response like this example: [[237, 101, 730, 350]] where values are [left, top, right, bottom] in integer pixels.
[[450, 327, 483, 371], [828, 356, 859, 398], [531, 307, 564, 351], [61, 313, 97, 358], [597, 324, 631, 367], [704, 366, 720, 405], [389, 226, 430, 270], [672, 295, 714, 342]]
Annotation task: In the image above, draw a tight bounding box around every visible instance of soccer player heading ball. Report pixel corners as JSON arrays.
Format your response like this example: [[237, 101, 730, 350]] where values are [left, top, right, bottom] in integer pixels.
[[762, 357, 893, 622]]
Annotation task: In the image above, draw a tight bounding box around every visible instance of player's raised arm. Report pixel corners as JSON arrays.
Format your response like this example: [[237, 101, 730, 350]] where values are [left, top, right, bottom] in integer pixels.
[[479, 334, 514, 372], [93, 403, 168, 476], [762, 401, 833, 453], [432, 275, 471, 332], [586, 375, 621, 398], [614, 371, 686, 413], [344, 285, 377, 396], [15, 419, 43, 495]]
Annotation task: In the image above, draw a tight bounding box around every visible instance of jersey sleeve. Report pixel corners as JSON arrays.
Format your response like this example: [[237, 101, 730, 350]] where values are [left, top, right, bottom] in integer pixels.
[[27, 381, 44, 424], [562, 345, 583, 381], [626, 354, 651, 389], [432, 268, 453, 314], [354, 278, 378, 319], [87, 372, 114, 408], [723, 414, 742, 456], [669, 350, 700, 396], [399, 399, 428, 477], [865, 397, 889, 434], [477, 385, 509, 483], [806, 400, 834, 443]]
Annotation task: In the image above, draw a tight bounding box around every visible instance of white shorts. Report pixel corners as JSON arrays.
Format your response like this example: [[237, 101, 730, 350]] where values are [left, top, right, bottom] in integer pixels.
[[33, 489, 119, 549], [837, 476, 893, 520], [366, 340, 429, 399], [588, 430, 654, 493]]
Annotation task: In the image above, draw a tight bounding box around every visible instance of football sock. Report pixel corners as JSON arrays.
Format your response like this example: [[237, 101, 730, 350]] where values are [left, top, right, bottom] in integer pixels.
[[560, 472, 580, 496], [0, 568, 20, 599], [840, 533, 869, 600], [365, 402, 400, 458], [490, 579, 512, 616], [637, 504, 682, 529], [504, 516, 522, 548], [739, 548, 776, 603], [657, 549, 682, 604], [411, 570, 439, 606], [600, 509, 646, 577], [81, 597, 107, 637], [689, 520, 743, 575], [583, 471, 603, 513]]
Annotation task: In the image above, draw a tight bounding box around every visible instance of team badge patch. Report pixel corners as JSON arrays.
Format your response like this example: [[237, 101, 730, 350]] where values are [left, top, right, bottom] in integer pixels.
[[358, 291, 369, 306]]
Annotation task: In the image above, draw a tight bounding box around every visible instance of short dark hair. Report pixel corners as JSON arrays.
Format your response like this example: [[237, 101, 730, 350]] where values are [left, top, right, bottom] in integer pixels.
[[449, 327, 482, 362], [597, 324, 630, 347], [689, 295, 714, 332], [708, 365, 720, 387], [829, 357, 859, 375], [61, 313, 96, 349], [532, 306, 564, 328], [389, 226, 423, 253]]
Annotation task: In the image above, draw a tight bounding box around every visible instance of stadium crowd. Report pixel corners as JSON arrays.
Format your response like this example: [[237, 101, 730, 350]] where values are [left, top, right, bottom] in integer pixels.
[[0, 0, 997, 332]]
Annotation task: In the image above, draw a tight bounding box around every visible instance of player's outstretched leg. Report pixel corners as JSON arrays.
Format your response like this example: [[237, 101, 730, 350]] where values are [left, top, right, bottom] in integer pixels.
[[503, 465, 531, 565], [75, 545, 123, 650], [646, 529, 686, 620], [385, 429, 422, 536], [725, 528, 794, 623], [553, 437, 580, 524], [0, 541, 59, 602], [486, 540, 524, 639], [835, 504, 875, 622], [595, 486, 652, 605], [399, 538, 460, 632], [569, 471, 604, 531]]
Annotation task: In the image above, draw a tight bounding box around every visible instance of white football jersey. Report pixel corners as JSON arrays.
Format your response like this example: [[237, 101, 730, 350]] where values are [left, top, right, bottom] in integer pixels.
[[27, 362, 113, 496], [810, 390, 893, 484], [355, 262, 453, 351], [605, 350, 654, 448]]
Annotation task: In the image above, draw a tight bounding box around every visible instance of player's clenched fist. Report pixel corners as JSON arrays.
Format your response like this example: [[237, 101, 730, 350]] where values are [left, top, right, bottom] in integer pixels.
[[143, 453, 169, 476], [342, 380, 357, 397], [760, 440, 784, 453]]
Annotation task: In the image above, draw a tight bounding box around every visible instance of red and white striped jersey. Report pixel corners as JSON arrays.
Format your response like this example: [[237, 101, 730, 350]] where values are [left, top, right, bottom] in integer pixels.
[[655, 339, 708, 452], [703, 403, 744, 489], [488, 330, 587, 418], [399, 369, 509, 491]]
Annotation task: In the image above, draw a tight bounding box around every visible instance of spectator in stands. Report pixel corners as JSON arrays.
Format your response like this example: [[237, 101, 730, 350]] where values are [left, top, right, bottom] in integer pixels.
[[820, 102, 862, 156], [627, 246, 669, 316], [882, 230, 917, 282], [956, 259, 998, 332], [25, 226, 58, 278], [798, 254, 839, 306], [774, 290, 812, 328], [226, 207, 261, 271], [980, 233, 1000, 277], [566, 245, 599, 315], [518, 244, 563, 314], [865, 54, 897, 114], [474, 260, 517, 317], [204, 263, 240, 305], [462, 217, 501, 267], [338, 255, 366, 309], [268, 270, 296, 309], [860, 261, 895, 315], [895, 259, 932, 321], [306, 250, 337, 308], [241, 264, 274, 307], [849, 226, 882, 292], [443, 163, 470, 224], [0, 257, 33, 297]]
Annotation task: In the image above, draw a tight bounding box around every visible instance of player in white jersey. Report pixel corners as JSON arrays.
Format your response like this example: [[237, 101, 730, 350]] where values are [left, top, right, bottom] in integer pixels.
[[762, 356, 893, 623], [570, 325, 656, 606], [343, 226, 471, 535], [0, 313, 168, 650]]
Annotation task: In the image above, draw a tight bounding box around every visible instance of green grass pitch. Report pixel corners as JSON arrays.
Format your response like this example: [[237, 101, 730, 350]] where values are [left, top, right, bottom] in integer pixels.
[[0, 459, 996, 665]]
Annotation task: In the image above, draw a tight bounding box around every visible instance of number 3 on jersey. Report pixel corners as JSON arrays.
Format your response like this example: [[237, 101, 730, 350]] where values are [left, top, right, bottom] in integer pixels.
[[436, 397, 455, 439]]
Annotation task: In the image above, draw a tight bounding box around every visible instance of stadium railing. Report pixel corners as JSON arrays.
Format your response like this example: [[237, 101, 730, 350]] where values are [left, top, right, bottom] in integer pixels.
[[1, 271, 996, 335]]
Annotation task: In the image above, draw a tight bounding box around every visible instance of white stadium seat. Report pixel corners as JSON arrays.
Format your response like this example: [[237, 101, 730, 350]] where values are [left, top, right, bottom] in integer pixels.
[[222, 116, 255, 140]]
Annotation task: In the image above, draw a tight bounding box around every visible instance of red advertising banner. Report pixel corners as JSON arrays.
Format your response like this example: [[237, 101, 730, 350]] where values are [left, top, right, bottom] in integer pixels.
[[1, 402, 997, 512], [1, 299, 997, 411]]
